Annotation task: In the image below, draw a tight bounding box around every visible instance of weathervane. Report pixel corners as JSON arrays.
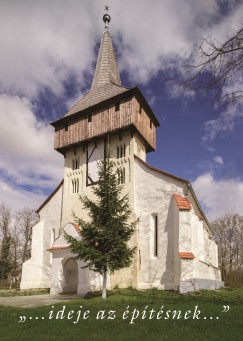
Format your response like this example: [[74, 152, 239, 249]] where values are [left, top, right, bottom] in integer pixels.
[[103, 5, 111, 30]]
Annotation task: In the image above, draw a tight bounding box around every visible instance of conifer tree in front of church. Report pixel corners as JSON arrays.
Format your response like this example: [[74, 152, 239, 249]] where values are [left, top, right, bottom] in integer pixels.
[[65, 148, 137, 299]]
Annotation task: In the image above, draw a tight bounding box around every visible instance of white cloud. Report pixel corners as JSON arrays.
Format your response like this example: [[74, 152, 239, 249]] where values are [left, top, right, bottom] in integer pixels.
[[111, 0, 215, 84], [0, 179, 46, 212], [0, 1, 98, 99], [208, 2, 243, 41], [213, 156, 224, 165], [1, 0, 238, 98], [0, 94, 63, 210], [0, 0, 242, 212], [203, 102, 243, 142], [192, 172, 243, 220], [166, 81, 195, 100]]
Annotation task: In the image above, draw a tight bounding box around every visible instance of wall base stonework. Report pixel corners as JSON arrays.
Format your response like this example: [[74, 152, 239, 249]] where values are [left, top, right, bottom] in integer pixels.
[[179, 278, 224, 293]]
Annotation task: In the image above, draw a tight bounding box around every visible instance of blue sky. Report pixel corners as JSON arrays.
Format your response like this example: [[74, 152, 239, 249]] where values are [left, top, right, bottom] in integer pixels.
[[0, 0, 242, 219]]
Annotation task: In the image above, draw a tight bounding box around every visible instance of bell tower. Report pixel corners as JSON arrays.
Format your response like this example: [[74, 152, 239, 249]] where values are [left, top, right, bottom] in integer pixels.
[[51, 10, 160, 227]]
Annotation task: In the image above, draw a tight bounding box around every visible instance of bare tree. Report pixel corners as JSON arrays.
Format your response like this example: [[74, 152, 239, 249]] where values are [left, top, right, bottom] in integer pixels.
[[0, 204, 39, 285], [14, 208, 39, 264], [10, 219, 22, 272], [211, 213, 243, 287], [0, 203, 11, 240], [0, 203, 12, 279], [184, 27, 243, 104]]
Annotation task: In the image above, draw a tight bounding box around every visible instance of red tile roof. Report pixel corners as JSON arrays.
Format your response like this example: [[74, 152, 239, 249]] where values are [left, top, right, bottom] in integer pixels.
[[72, 223, 81, 234], [174, 193, 192, 210], [179, 252, 195, 259]]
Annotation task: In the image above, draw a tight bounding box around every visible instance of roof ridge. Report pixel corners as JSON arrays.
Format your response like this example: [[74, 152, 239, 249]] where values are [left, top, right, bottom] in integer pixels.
[[36, 179, 63, 213], [134, 155, 189, 183]]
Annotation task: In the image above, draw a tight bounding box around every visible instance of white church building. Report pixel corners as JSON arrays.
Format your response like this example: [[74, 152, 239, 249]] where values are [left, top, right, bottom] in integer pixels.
[[21, 12, 223, 294]]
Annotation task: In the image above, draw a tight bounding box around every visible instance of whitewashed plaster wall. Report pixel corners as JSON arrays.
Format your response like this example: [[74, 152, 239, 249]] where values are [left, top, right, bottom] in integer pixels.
[[134, 158, 187, 290], [60, 131, 141, 289], [135, 158, 222, 291], [179, 196, 222, 284], [50, 224, 105, 295], [61, 131, 135, 225], [50, 249, 103, 295], [172, 199, 181, 289], [20, 184, 63, 289]]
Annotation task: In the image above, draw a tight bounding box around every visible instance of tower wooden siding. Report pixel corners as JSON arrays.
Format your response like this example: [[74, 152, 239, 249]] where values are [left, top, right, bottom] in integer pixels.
[[54, 97, 156, 152]]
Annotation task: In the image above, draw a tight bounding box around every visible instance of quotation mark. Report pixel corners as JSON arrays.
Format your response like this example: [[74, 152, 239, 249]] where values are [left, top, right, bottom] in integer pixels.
[[18, 316, 26, 323], [18, 315, 45, 323], [222, 306, 230, 313]]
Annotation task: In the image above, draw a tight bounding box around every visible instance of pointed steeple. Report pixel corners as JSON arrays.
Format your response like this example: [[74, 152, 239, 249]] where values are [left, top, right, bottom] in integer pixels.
[[52, 8, 160, 155], [64, 10, 129, 117], [91, 30, 122, 88]]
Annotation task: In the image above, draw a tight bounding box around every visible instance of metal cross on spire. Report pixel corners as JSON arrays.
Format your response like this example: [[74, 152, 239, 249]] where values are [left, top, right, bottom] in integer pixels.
[[103, 5, 111, 30]]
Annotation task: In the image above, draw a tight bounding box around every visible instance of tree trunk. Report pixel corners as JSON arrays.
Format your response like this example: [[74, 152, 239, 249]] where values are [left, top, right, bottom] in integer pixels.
[[102, 268, 107, 299]]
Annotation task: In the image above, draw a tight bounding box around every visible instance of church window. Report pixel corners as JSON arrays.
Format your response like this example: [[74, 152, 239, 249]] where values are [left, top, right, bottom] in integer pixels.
[[122, 167, 125, 183], [150, 120, 152, 128], [117, 167, 125, 184], [117, 144, 126, 158], [115, 102, 120, 112], [72, 178, 79, 193], [88, 114, 92, 123], [64, 123, 68, 131], [139, 103, 142, 114], [72, 158, 79, 170], [153, 214, 158, 257]]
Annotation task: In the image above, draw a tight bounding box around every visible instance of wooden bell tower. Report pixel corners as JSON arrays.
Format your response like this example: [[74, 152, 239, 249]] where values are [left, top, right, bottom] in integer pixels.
[[50, 10, 159, 225]]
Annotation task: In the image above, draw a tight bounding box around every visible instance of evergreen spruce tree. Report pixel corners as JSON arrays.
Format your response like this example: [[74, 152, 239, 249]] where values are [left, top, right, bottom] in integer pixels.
[[65, 149, 137, 299]]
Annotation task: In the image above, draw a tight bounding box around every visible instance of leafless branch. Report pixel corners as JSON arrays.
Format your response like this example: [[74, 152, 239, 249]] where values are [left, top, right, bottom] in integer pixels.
[[184, 27, 243, 104]]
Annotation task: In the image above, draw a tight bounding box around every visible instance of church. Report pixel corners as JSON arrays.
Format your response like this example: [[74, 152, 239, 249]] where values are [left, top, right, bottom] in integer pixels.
[[20, 12, 223, 294]]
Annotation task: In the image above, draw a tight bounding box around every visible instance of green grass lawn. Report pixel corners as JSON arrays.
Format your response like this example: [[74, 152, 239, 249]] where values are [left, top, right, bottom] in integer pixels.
[[0, 287, 242, 341]]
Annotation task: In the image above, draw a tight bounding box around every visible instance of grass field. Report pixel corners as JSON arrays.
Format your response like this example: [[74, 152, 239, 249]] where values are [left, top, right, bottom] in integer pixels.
[[0, 287, 242, 341]]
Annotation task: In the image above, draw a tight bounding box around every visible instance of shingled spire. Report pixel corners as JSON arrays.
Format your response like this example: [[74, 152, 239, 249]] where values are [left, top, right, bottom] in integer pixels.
[[64, 11, 129, 117], [91, 30, 122, 88]]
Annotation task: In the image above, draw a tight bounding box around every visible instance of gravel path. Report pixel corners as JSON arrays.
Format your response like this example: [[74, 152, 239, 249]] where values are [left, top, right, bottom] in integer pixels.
[[0, 294, 82, 308]]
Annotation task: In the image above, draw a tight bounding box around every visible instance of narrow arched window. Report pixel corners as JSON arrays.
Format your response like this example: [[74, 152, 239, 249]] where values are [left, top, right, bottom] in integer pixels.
[[117, 169, 120, 184], [76, 158, 79, 169], [122, 167, 125, 183], [117, 144, 126, 158], [76, 178, 79, 193], [72, 158, 80, 170], [152, 214, 158, 257]]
